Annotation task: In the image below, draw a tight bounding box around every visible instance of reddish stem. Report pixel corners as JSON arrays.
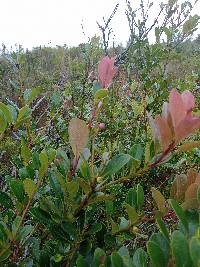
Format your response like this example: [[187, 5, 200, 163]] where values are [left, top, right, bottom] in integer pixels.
[[149, 142, 175, 169]]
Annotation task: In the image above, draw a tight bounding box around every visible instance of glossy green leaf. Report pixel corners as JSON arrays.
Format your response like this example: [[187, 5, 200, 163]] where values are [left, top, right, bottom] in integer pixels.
[[126, 188, 137, 208], [111, 219, 119, 234], [10, 180, 26, 203], [66, 180, 79, 199], [78, 177, 91, 194], [15, 106, 31, 128], [0, 110, 7, 134], [132, 248, 148, 267], [156, 218, 169, 242], [94, 89, 108, 101], [89, 194, 114, 204], [89, 223, 102, 235], [101, 154, 131, 177], [125, 204, 138, 224], [21, 140, 31, 165], [0, 247, 11, 262], [111, 252, 123, 267], [23, 87, 42, 104], [118, 246, 131, 266], [105, 200, 114, 215], [171, 230, 192, 267], [147, 241, 167, 267], [39, 151, 48, 178], [169, 199, 188, 233], [136, 184, 144, 210], [0, 102, 13, 123], [23, 179, 37, 198], [18, 224, 34, 243], [190, 237, 200, 267], [76, 255, 90, 267], [151, 187, 167, 214]]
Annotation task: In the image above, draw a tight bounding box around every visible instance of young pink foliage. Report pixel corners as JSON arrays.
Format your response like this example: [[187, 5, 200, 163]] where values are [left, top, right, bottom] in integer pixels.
[[98, 56, 118, 88], [152, 89, 200, 151]]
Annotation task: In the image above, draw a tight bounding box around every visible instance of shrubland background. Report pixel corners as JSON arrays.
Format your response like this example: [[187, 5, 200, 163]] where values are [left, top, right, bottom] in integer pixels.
[[0, 0, 200, 266]]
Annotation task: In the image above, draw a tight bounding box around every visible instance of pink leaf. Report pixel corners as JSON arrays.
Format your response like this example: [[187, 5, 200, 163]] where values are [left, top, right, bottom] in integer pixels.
[[155, 115, 173, 151], [169, 89, 186, 129], [181, 90, 195, 112], [175, 115, 200, 143], [98, 56, 118, 88]]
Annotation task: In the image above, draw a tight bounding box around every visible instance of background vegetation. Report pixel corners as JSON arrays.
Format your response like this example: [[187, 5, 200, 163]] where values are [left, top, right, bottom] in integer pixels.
[[0, 0, 200, 266]]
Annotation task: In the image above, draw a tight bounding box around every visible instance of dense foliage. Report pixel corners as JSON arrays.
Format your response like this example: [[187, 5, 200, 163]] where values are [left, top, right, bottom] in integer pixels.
[[0, 0, 200, 266]]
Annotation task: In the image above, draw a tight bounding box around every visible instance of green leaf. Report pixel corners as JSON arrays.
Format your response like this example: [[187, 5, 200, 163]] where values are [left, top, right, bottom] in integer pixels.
[[129, 144, 144, 161], [89, 223, 102, 235], [125, 204, 138, 224], [151, 187, 167, 214], [21, 140, 31, 165], [132, 248, 148, 267], [27, 237, 40, 260], [94, 89, 108, 101], [12, 216, 22, 235], [53, 254, 63, 263], [18, 224, 33, 243], [126, 188, 137, 208], [23, 179, 37, 198], [136, 184, 144, 211], [94, 248, 106, 266], [62, 221, 77, 239], [80, 159, 91, 181], [111, 252, 123, 267], [190, 237, 200, 267], [147, 241, 167, 267], [15, 106, 31, 128], [89, 194, 114, 204], [78, 177, 91, 194], [169, 199, 188, 233], [118, 246, 131, 266], [155, 27, 160, 43], [111, 219, 119, 234], [47, 148, 56, 163], [0, 247, 11, 262], [101, 154, 131, 177], [0, 191, 14, 209], [39, 151, 48, 178], [171, 230, 192, 267], [151, 232, 169, 260], [76, 255, 90, 267], [51, 91, 61, 108], [0, 109, 7, 134], [182, 15, 199, 34], [23, 87, 42, 104], [8, 105, 17, 122], [0, 102, 13, 123], [66, 180, 79, 199], [156, 218, 169, 242], [105, 200, 114, 215], [10, 180, 26, 203]]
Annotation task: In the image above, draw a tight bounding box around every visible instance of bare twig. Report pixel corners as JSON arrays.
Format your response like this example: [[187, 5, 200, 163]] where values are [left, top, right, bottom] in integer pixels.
[[97, 3, 119, 56]]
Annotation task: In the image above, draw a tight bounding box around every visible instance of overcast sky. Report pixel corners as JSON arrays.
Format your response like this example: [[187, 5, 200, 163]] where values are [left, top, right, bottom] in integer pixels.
[[0, 0, 199, 50]]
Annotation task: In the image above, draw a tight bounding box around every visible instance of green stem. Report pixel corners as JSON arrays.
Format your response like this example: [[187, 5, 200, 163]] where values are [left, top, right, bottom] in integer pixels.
[[0, 173, 45, 259], [65, 225, 88, 267]]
